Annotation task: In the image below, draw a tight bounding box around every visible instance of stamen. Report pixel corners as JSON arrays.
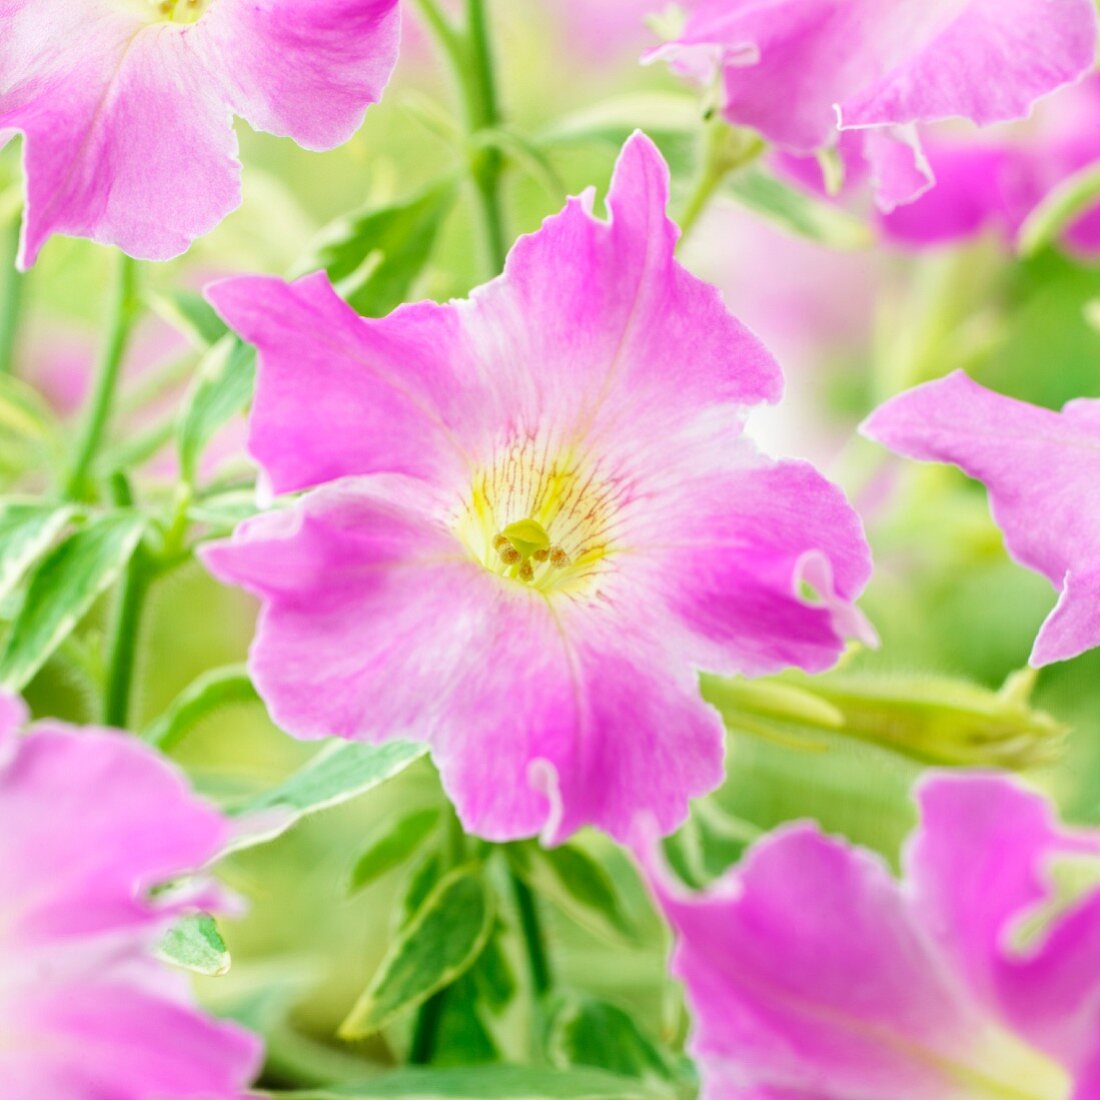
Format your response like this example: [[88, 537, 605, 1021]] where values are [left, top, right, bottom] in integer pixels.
[[518, 560, 535, 583], [499, 545, 521, 566], [550, 547, 571, 569]]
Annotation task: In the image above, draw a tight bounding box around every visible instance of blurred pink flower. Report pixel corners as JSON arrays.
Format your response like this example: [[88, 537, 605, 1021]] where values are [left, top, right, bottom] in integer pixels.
[[557, 0, 659, 59], [0, 693, 261, 1097], [641, 773, 1100, 1098], [649, 0, 1097, 210], [0, 0, 400, 267], [863, 370, 1100, 666], [880, 74, 1100, 256], [201, 134, 872, 845]]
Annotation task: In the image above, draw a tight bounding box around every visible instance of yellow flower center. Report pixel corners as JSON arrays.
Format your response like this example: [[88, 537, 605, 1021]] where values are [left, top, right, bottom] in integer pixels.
[[455, 439, 624, 597], [130, 0, 209, 24]]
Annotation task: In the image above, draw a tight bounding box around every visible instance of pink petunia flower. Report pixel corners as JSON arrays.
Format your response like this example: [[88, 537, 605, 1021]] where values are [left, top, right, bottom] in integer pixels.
[[880, 73, 1100, 255], [0, 0, 400, 268], [863, 370, 1100, 667], [200, 134, 873, 845], [0, 693, 262, 1097], [648, 0, 1098, 211], [640, 772, 1100, 1099]]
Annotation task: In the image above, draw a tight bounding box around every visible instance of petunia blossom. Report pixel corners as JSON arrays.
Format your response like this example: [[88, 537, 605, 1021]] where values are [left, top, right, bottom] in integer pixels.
[[200, 133, 873, 845], [648, 0, 1098, 210], [639, 772, 1100, 1099], [0, 693, 262, 1097], [880, 73, 1100, 255], [862, 370, 1100, 667], [0, 0, 400, 268]]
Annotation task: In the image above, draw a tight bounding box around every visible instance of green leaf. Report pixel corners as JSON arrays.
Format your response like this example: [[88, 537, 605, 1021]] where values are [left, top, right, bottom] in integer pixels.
[[508, 841, 634, 943], [547, 995, 678, 1084], [0, 512, 145, 691], [283, 1065, 661, 1099], [1019, 161, 1100, 257], [0, 501, 74, 603], [157, 912, 231, 977], [347, 807, 441, 896], [176, 335, 256, 487], [398, 850, 445, 929], [725, 165, 873, 250], [292, 179, 458, 318], [149, 289, 230, 349], [222, 739, 427, 855], [143, 664, 260, 751], [339, 864, 494, 1039]]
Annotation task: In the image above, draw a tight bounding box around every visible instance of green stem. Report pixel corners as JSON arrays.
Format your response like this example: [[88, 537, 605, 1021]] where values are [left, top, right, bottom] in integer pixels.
[[0, 214, 25, 375], [465, 0, 507, 273], [102, 474, 149, 729], [64, 252, 139, 499], [415, 0, 508, 275], [511, 870, 552, 997], [678, 118, 765, 245]]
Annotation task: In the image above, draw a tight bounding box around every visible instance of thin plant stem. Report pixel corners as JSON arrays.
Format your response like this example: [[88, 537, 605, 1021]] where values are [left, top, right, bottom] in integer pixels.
[[64, 252, 139, 499], [102, 473, 149, 729], [511, 869, 552, 997], [0, 214, 25, 375], [414, 0, 509, 276], [465, 0, 508, 273], [678, 118, 765, 245]]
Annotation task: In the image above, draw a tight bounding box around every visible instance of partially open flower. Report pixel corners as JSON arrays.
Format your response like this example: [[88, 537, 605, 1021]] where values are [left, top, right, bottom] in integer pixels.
[[202, 134, 872, 844]]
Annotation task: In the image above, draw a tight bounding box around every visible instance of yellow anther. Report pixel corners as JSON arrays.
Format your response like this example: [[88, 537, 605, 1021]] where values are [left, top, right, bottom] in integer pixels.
[[518, 560, 535, 583], [550, 547, 570, 569], [499, 545, 521, 566], [532, 548, 550, 563]]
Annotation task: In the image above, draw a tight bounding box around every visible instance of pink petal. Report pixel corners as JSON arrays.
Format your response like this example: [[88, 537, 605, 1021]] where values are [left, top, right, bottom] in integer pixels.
[[879, 140, 1017, 245], [841, 0, 1098, 132], [640, 823, 994, 1098], [1, 5, 240, 266], [0, 717, 260, 1096], [910, 774, 1100, 1072], [0, 722, 228, 947], [1, 0, 398, 264], [472, 130, 782, 421], [192, 0, 399, 151], [7, 965, 261, 1099], [203, 477, 725, 843], [434, 596, 728, 844], [206, 275, 477, 495], [630, 456, 873, 678], [862, 371, 1100, 665], [862, 126, 934, 212], [200, 476, 481, 743]]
